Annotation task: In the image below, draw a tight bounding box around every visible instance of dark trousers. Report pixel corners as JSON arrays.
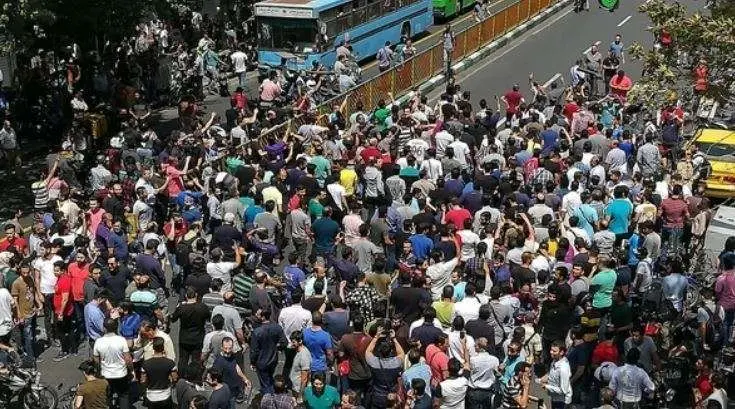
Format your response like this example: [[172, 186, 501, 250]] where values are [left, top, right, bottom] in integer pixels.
[[256, 365, 276, 394], [551, 402, 566, 409], [57, 315, 78, 354], [108, 376, 131, 409], [467, 388, 494, 409], [43, 294, 56, 342], [74, 301, 86, 341], [178, 343, 202, 370], [281, 347, 297, 387], [348, 378, 372, 407]]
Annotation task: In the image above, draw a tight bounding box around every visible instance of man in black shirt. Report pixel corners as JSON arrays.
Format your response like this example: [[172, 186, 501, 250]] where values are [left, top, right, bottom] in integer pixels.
[[465, 304, 496, 354], [249, 309, 287, 394], [140, 337, 178, 408], [602, 51, 620, 95], [390, 271, 430, 323], [411, 308, 444, 352], [169, 287, 210, 369], [206, 367, 232, 409], [101, 255, 131, 304]]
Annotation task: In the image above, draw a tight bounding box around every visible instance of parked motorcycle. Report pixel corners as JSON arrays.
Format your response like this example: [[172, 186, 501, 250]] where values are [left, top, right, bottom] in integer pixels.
[[0, 360, 58, 409]]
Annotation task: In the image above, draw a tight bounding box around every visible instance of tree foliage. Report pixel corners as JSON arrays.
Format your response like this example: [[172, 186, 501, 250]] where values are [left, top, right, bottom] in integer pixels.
[[0, 0, 192, 55], [628, 0, 735, 110]]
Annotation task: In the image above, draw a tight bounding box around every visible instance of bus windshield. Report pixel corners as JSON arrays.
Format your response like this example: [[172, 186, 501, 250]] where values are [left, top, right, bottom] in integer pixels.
[[258, 17, 318, 53]]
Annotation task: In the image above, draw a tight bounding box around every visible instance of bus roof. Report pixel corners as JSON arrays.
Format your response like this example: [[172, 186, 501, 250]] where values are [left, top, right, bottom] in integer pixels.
[[257, 0, 350, 11]]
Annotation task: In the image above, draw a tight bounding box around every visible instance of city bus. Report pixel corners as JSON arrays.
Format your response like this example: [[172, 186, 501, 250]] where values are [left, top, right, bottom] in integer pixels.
[[433, 0, 473, 19], [255, 0, 433, 73]]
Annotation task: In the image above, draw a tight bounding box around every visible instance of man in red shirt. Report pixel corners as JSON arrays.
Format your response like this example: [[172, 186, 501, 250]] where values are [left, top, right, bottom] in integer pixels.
[[658, 184, 690, 256], [0, 223, 28, 255], [68, 252, 90, 338], [425, 334, 450, 389], [52, 261, 77, 361], [563, 98, 580, 125], [359, 138, 382, 164], [162, 156, 191, 200], [502, 84, 525, 125], [693, 357, 714, 407], [443, 199, 471, 230]]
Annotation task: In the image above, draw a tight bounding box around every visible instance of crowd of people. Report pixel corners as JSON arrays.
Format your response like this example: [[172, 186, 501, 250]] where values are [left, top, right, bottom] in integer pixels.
[[1, 3, 735, 409]]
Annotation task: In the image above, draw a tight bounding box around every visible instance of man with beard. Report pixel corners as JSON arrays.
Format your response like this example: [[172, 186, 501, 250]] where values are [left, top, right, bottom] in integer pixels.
[[212, 337, 252, 404]]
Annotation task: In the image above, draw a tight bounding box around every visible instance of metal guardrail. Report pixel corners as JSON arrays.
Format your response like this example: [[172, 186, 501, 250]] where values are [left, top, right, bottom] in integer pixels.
[[256, 0, 558, 146]]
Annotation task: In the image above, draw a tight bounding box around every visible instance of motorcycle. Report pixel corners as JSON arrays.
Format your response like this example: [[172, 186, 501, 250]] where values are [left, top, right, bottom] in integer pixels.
[[0, 360, 58, 409]]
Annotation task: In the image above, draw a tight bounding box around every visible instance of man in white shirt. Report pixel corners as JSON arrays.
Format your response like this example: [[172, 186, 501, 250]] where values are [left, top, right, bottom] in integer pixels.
[[454, 283, 484, 322], [231, 47, 248, 87], [426, 249, 460, 300], [0, 287, 14, 340], [93, 318, 133, 409], [434, 128, 454, 158], [540, 341, 573, 407], [448, 136, 471, 170], [466, 337, 500, 408]]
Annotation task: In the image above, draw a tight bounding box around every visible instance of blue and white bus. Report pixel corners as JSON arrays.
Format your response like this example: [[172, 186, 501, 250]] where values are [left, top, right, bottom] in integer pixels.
[[255, 0, 433, 73]]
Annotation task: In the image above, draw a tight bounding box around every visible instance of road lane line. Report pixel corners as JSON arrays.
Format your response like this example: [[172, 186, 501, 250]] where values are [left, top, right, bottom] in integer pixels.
[[617, 15, 631, 27]]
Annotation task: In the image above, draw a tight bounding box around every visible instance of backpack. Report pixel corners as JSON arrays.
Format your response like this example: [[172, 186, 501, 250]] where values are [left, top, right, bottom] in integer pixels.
[[703, 305, 724, 350]]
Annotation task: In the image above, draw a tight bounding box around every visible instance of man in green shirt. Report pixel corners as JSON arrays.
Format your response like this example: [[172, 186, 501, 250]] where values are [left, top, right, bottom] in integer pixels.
[[309, 147, 331, 188], [590, 257, 618, 310], [308, 191, 326, 220], [303, 372, 340, 409]]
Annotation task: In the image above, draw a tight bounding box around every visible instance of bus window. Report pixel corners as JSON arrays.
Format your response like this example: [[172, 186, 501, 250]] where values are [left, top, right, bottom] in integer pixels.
[[258, 17, 319, 52], [352, 0, 367, 26], [383, 0, 395, 13], [367, 0, 381, 20]]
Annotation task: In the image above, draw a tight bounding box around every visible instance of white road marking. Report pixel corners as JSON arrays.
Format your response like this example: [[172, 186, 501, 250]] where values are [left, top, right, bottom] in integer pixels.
[[617, 15, 632, 27]]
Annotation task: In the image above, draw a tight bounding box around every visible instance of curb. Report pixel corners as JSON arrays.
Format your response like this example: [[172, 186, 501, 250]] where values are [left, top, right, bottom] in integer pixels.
[[396, 0, 573, 104]]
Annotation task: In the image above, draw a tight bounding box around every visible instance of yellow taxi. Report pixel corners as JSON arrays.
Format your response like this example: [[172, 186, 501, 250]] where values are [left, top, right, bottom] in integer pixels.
[[689, 128, 735, 198]]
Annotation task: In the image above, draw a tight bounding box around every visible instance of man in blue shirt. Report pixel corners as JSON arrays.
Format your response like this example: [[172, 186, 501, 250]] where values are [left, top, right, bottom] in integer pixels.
[[409, 225, 434, 261], [303, 312, 333, 374], [84, 290, 108, 351], [605, 185, 633, 240]]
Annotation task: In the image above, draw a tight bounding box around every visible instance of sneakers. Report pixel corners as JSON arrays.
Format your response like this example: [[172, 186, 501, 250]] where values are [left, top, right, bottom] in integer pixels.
[[53, 352, 68, 362]]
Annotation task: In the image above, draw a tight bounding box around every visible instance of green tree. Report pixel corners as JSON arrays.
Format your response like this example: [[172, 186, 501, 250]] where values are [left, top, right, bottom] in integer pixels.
[[0, 0, 187, 55], [628, 0, 735, 110]]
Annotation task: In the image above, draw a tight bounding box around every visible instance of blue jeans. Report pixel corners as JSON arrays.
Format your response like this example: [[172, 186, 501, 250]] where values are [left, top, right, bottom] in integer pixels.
[[662, 227, 683, 255], [724, 308, 735, 346], [20, 316, 37, 358]]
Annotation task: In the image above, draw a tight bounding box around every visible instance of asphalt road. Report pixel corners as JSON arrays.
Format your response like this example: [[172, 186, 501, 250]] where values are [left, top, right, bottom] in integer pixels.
[[12, 0, 706, 406], [426, 0, 685, 104]]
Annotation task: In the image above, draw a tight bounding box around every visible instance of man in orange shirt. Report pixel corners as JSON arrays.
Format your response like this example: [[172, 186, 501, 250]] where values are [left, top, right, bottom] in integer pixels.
[[68, 252, 90, 342], [609, 70, 632, 101]]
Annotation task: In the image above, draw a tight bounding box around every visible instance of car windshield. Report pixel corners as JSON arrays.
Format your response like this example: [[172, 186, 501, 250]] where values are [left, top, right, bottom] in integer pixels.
[[697, 141, 735, 159], [258, 17, 318, 53]]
